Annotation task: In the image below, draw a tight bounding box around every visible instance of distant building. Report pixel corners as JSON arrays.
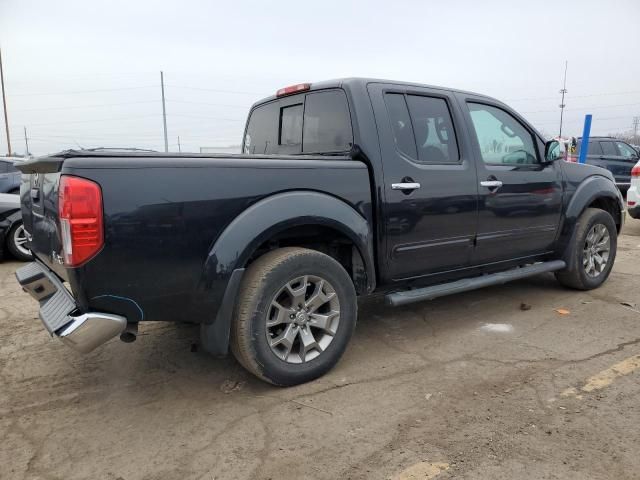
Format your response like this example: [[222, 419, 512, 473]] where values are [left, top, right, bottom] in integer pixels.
[[199, 146, 241, 154]]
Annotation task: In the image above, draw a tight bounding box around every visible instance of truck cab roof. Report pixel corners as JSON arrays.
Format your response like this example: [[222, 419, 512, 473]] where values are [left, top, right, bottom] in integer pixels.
[[251, 77, 500, 109]]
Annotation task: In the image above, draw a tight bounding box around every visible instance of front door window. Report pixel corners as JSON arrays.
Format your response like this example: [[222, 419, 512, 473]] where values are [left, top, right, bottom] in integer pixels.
[[467, 103, 538, 165]]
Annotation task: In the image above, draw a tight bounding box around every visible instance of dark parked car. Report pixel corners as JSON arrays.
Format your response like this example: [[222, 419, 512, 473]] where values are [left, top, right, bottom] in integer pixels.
[[0, 156, 24, 194], [0, 193, 32, 261], [566, 137, 640, 192], [15, 78, 623, 386]]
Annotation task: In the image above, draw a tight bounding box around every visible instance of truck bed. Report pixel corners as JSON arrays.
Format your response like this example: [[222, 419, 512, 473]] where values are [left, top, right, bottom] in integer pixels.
[[18, 150, 373, 325]]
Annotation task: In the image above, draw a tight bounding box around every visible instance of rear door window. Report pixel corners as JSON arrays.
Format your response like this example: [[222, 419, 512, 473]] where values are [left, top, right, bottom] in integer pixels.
[[587, 141, 603, 155], [0, 162, 8, 174], [384, 93, 460, 164], [302, 90, 352, 153], [384, 93, 418, 159], [406, 95, 459, 164], [601, 141, 617, 156]]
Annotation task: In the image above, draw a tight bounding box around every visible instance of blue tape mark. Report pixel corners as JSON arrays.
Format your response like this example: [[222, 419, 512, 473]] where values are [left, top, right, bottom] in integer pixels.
[[91, 294, 144, 321]]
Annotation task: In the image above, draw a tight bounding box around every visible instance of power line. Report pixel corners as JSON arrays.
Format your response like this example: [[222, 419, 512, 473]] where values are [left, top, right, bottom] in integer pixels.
[[167, 99, 251, 109], [166, 84, 266, 95], [533, 115, 633, 126], [25, 114, 160, 127], [11, 85, 156, 96], [520, 102, 640, 114], [506, 90, 640, 102], [11, 100, 158, 112]]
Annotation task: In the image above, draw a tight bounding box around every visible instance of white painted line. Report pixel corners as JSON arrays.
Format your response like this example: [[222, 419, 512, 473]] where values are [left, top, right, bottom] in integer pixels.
[[480, 323, 513, 333]]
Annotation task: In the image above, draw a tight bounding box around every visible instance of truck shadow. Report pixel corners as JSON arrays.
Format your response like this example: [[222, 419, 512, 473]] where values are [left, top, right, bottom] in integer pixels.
[[99, 272, 566, 399]]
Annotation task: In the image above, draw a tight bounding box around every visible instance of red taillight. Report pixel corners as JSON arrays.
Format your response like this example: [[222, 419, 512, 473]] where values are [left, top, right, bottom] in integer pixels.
[[632, 164, 640, 177], [58, 175, 104, 266], [276, 83, 311, 97]]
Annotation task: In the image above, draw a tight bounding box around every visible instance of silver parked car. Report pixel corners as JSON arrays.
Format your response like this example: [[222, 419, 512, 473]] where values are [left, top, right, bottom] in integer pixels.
[[0, 157, 24, 194], [0, 193, 31, 261]]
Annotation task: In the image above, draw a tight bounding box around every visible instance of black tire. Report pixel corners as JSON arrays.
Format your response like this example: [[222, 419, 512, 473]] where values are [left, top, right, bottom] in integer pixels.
[[555, 208, 617, 290], [6, 221, 32, 262], [230, 247, 357, 386]]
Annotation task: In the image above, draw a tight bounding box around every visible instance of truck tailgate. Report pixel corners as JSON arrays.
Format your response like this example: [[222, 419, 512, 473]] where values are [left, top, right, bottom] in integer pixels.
[[16, 156, 66, 279]]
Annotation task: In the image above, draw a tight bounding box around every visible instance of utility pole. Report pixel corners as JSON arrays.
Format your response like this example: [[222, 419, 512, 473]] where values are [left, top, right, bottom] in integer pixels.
[[23, 126, 29, 156], [558, 60, 568, 139], [0, 47, 11, 155], [160, 71, 168, 153], [633, 116, 639, 144], [177, 136, 181, 152]]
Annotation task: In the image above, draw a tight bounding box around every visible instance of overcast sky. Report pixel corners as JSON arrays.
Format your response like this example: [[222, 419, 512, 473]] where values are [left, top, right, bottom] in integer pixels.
[[0, 0, 639, 155]]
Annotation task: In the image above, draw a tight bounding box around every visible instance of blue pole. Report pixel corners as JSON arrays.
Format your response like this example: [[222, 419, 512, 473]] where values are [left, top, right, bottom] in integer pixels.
[[578, 114, 593, 164]]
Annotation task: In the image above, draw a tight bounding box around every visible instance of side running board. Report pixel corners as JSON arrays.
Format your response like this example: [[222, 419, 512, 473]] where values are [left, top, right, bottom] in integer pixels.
[[385, 260, 566, 307]]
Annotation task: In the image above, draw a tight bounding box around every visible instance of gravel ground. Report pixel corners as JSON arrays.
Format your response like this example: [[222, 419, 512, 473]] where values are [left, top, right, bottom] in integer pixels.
[[2, 222, 640, 480]]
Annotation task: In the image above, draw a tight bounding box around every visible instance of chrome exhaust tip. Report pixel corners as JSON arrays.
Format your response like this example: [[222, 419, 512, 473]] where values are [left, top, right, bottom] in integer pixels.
[[120, 323, 138, 343]]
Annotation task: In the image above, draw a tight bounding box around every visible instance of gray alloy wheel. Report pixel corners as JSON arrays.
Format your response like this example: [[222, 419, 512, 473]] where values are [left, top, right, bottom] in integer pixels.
[[6, 222, 33, 261], [266, 275, 340, 364], [555, 208, 617, 291], [230, 247, 357, 386], [12, 224, 30, 258], [583, 223, 610, 278]]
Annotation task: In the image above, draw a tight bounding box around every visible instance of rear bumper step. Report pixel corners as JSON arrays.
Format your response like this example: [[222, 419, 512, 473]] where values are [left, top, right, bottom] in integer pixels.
[[385, 260, 566, 307], [15, 262, 127, 353]]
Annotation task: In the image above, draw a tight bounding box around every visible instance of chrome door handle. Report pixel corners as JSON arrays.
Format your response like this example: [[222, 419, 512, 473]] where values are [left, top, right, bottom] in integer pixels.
[[391, 182, 421, 190], [480, 180, 503, 188]]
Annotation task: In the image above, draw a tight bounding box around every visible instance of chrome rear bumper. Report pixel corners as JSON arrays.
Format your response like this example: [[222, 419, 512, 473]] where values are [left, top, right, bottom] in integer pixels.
[[15, 262, 126, 353]]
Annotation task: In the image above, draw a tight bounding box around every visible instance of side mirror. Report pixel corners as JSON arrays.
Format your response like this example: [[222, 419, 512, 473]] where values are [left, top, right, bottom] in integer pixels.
[[544, 140, 561, 162]]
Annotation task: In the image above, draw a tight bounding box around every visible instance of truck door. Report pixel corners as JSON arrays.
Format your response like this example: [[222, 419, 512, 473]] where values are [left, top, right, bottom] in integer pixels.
[[368, 83, 479, 281], [610, 140, 638, 190], [457, 95, 563, 265]]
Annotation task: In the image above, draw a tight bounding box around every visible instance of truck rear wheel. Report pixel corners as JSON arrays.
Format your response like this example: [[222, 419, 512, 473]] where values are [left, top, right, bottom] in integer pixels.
[[230, 247, 357, 386], [555, 208, 617, 290]]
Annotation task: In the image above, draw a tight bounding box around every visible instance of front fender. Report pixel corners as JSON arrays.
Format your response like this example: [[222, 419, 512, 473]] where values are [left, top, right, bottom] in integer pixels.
[[199, 191, 375, 355], [6, 210, 22, 227], [556, 175, 623, 266]]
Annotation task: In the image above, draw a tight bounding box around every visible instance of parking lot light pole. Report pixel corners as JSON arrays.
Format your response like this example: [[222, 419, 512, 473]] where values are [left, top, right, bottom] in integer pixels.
[[0, 47, 11, 156], [161, 71, 168, 153]]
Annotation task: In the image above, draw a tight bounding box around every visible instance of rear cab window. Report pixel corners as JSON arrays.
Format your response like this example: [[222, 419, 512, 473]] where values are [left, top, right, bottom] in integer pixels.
[[243, 89, 353, 155]]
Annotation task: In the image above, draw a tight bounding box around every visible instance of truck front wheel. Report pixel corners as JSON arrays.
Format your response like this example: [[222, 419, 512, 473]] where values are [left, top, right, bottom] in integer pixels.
[[555, 208, 617, 290], [230, 247, 357, 386]]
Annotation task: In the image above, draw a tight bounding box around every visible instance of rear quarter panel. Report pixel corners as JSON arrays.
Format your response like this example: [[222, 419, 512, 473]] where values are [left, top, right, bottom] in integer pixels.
[[61, 156, 372, 324]]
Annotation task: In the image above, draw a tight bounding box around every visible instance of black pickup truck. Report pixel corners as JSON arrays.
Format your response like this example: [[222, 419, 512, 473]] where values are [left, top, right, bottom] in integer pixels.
[[15, 78, 624, 386]]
